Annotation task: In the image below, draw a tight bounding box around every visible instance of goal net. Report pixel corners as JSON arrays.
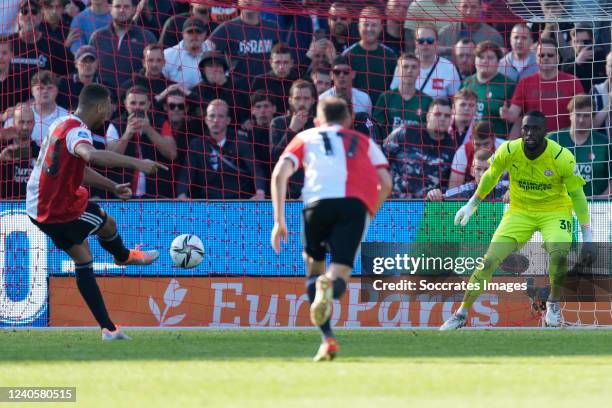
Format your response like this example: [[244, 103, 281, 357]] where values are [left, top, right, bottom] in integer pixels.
[[0, 0, 610, 328]]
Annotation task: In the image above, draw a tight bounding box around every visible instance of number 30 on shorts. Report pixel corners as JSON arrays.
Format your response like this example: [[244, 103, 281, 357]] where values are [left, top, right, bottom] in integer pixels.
[[559, 219, 572, 232]]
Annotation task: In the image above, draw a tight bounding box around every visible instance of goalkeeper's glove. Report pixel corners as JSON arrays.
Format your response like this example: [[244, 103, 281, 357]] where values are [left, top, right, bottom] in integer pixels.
[[454, 195, 481, 226], [577, 225, 597, 267]]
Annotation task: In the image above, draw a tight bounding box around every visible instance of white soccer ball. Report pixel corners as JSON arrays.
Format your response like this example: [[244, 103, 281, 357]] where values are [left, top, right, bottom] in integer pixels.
[[170, 234, 204, 269]]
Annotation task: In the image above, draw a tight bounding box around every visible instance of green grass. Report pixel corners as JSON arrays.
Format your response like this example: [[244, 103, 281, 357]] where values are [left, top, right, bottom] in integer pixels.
[[2, 329, 612, 408]]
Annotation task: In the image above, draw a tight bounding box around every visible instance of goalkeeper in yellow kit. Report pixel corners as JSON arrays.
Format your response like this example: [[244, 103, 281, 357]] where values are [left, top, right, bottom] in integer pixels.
[[440, 111, 597, 329]]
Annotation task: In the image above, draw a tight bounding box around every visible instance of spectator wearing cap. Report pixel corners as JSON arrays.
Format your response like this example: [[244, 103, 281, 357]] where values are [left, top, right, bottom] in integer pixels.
[[342, 7, 397, 103], [162, 17, 214, 90], [188, 51, 250, 124], [438, 0, 504, 59], [160, 1, 217, 49], [4, 70, 69, 147], [89, 0, 156, 90], [12, 0, 74, 88], [319, 55, 372, 115], [57, 45, 102, 110], [67, 0, 111, 55], [250, 43, 300, 115]]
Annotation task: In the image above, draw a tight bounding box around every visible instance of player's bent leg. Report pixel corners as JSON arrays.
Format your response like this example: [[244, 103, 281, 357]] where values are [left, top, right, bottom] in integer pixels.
[[65, 242, 126, 338], [96, 213, 159, 266], [440, 236, 519, 331]]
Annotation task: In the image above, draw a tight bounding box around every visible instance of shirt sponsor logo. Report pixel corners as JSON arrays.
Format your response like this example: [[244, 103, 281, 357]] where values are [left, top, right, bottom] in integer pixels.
[[518, 179, 552, 191]]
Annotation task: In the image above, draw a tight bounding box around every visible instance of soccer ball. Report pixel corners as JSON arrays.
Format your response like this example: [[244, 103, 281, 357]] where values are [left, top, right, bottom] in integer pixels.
[[170, 234, 204, 269]]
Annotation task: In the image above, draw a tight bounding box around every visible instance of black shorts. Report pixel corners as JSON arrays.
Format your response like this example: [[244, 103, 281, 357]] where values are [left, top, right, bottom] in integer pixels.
[[29, 201, 108, 250], [301, 198, 370, 268]]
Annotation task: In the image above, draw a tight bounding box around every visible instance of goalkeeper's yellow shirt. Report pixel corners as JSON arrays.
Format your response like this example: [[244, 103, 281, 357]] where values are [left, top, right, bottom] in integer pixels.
[[476, 139, 585, 212]]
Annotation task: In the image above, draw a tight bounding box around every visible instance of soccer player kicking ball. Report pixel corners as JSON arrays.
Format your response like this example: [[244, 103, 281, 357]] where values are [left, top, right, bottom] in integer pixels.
[[26, 84, 167, 340], [440, 111, 596, 330], [271, 97, 392, 361]]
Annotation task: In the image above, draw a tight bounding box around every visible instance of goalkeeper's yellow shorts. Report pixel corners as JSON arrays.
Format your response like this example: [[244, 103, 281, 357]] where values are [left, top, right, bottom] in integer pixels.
[[492, 207, 573, 252]]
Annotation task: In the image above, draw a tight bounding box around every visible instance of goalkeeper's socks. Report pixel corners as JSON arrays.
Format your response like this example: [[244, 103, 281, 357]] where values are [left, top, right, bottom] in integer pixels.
[[98, 231, 130, 263], [332, 277, 347, 299], [75, 262, 116, 332]]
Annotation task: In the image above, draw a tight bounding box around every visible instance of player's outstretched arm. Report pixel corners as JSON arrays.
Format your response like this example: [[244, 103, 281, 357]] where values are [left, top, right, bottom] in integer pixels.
[[74, 143, 168, 174], [270, 158, 295, 254], [454, 166, 500, 226], [83, 167, 132, 200], [374, 168, 392, 214]]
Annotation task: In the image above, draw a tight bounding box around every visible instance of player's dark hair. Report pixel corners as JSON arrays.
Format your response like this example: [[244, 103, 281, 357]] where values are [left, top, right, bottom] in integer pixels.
[[318, 97, 350, 124], [78, 84, 111, 111], [524, 110, 547, 122]]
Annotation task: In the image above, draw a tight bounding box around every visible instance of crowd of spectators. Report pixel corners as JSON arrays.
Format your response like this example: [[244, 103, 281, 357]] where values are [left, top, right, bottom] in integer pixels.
[[0, 0, 610, 201]]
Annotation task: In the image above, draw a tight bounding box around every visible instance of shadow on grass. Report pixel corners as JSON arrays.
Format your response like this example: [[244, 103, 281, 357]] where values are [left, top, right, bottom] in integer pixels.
[[1, 330, 612, 362]]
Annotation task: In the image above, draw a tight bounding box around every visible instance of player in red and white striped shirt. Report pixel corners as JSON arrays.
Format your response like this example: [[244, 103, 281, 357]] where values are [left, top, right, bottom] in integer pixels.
[[271, 97, 392, 361], [26, 84, 167, 341]]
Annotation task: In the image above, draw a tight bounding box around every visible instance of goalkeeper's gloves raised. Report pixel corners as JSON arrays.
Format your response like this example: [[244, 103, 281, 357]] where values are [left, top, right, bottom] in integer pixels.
[[578, 225, 597, 267], [454, 195, 481, 226]]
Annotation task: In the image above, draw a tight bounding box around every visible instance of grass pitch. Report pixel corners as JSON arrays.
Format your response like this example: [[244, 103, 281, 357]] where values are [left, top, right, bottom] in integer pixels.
[[1, 329, 611, 407]]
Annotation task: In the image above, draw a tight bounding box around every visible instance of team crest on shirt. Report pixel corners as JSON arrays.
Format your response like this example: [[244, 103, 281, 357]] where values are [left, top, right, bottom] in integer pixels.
[[486, 91, 493, 100], [544, 169, 553, 177], [588, 152, 596, 161]]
